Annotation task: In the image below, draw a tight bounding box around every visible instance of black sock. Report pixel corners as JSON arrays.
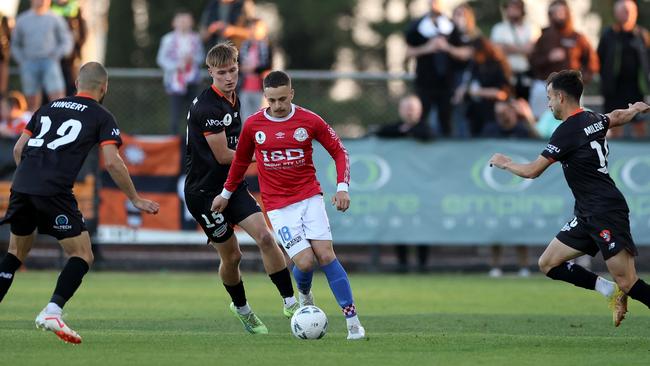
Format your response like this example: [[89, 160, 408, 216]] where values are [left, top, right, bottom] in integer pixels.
[[546, 262, 597, 290], [269, 267, 294, 299], [628, 279, 650, 308], [50, 257, 89, 308], [0, 253, 22, 303], [224, 280, 247, 307]]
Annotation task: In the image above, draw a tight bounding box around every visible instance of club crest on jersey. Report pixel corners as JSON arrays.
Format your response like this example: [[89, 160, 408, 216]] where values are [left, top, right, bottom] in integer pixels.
[[255, 131, 266, 144], [293, 128, 308, 142], [599, 229, 611, 242], [53, 215, 72, 231]]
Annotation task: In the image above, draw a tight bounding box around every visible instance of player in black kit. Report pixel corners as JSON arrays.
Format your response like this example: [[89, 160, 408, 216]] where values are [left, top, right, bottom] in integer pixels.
[[490, 70, 650, 327], [184, 42, 297, 334], [0, 62, 160, 343]]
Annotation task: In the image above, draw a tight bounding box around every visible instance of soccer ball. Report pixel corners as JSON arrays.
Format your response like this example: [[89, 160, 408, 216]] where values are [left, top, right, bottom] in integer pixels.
[[290, 305, 328, 340]]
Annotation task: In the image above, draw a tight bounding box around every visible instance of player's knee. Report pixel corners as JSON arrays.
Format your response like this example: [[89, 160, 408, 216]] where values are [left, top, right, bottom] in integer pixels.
[[255, 229, 276, 251], [537, 256, 553, 274], [221, 249, 242, 267], [293, 253, 315, 272], [315, 251, 336, 266]]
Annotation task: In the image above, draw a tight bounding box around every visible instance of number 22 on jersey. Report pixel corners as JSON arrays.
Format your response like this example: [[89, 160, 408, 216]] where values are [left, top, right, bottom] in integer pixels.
[[28, 116, 82, 150]]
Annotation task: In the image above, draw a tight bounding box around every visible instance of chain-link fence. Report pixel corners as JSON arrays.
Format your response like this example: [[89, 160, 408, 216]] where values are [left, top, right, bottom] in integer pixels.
[[7, 69, 612, 138]]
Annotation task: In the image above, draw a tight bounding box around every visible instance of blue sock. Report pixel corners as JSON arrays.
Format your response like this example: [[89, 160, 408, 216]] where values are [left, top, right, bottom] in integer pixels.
[[292, 265, 313, 293], [321, 259, 356, 318]]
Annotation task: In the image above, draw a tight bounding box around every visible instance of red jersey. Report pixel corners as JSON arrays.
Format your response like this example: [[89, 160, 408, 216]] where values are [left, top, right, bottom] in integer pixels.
[[223, 104, 350, 211]]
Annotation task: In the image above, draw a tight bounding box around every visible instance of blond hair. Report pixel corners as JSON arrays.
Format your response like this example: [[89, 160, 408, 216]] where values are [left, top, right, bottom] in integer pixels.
[[205, 41, 239, 68]]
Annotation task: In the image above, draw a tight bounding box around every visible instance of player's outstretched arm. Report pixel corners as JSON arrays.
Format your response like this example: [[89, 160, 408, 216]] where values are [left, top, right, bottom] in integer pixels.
[[101, 144, 159, 214], [489, 154, 552, 179], [607, 102, 650, 128], [12, 132, 30, 165]]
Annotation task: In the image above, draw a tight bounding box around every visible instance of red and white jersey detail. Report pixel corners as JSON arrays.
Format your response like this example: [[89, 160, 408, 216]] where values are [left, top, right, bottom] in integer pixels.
[[224, 104, 350, 211]]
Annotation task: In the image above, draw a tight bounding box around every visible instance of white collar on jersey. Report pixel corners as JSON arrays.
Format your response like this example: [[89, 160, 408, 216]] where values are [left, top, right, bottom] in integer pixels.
[[263, 103, 296, 122]]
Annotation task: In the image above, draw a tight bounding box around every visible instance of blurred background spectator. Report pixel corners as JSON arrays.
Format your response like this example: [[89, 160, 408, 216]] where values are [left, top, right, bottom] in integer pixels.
[[156, 9, 204, 135], [199, 0, 252, 49], [0, 90, 31, 139], [0, 12, 10, 96], [374, 94, 423, 138], [239, 17, 272, 122], [446, 2, 480, 138], [481, 98, 538, 138], [405, 0, 457, 140], [11, 0, 72, 112], [490, 0, 539, 101], [51, 0, 87, 97], [454, 37, 511, 137], [373, 94, 430, 272], [598, 0, 649, 139], [528, 0, 599, 119]]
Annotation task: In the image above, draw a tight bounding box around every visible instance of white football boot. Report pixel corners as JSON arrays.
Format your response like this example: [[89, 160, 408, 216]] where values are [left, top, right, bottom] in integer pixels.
[[347, 323, 366, 340], [35, 308, 82, 344], [298, 290, 315, 306]]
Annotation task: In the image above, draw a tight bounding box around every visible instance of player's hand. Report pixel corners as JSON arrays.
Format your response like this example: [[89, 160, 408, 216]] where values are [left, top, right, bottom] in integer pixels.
[[331, 191, 350, 212], [211, 195, 229, 213], [630, 102, 650, 114], [489, 153, 512, 170], [133, 198, 160, 215]]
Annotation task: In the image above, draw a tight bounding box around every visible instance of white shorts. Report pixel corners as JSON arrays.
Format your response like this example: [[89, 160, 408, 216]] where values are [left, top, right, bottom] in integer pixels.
[[267, 194, 332, 258]]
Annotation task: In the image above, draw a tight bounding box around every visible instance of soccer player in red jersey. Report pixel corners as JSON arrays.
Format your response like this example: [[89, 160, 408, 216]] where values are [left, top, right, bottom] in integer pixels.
[[212, 70, 366, 340]]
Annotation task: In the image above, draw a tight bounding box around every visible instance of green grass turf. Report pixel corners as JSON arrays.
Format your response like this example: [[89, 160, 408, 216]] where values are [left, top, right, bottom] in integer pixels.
[[1, 271, 648, 365]]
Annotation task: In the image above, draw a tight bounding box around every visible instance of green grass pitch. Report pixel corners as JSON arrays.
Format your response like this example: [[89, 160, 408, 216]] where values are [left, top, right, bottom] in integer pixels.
[[1, 271, 648, 365]]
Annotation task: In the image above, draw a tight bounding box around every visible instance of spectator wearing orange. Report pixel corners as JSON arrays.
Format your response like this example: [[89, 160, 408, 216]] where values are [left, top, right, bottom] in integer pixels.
[[528, 0, 598, 119]]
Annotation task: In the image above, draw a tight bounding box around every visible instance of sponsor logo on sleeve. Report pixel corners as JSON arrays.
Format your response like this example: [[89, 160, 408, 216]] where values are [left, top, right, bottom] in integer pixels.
[[545, 144, 560, 154]]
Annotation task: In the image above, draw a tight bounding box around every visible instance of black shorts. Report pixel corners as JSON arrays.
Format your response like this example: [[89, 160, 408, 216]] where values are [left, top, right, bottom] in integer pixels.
[[555, 211, 637, 260], [184, 185, 261, 244], [0, 190, 87, 240]]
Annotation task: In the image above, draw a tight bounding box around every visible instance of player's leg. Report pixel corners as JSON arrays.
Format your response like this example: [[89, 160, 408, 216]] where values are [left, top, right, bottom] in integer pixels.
[[0, 232, 35, 302], [540, 217, 619, 296], [0, 191, 38, 302], [291, 248, 316, 306], [237, 211, 298, 315], [311, 240, 365, 340], [184, 191, 267, 334], [266, 201, 316, 307], [607, 251, 650, 308], [210, 236, 268, 334], [34, 231, 92, 344]]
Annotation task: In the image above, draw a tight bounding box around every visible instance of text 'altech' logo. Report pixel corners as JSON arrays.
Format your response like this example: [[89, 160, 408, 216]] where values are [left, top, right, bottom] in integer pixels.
[[328, 154, 391, 191], [53, 215, 72, 231]]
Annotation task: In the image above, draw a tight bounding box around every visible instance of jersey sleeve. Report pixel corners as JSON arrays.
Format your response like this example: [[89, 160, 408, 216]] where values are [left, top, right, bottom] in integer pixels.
[[23, 112, 38, 136], [540, 123, 575, 162], [223, 122, 255, 192], [313, 116, 350, 187], [197, 105, 227, 136], [600, 113, 611, 131], [99, 114, 123, 147]]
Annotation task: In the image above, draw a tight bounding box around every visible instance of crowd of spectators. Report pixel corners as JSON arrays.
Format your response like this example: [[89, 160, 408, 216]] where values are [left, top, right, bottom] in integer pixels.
[[399, 0, 648, 141]]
